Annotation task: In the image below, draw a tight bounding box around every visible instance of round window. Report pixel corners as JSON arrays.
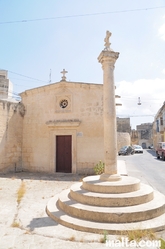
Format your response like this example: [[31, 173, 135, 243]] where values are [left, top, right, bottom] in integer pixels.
[[60, 99, 68, 108]]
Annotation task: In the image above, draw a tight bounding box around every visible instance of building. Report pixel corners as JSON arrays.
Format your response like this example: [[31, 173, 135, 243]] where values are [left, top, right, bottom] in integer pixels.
[[0, 71, 131, 174], [153, 101, 165, 147], [130, 129, 139, 145], [0, 70, 13, 100], [116, 117, 131, 150], [136, 123, 153, 149], [117, 117, 131, 133]]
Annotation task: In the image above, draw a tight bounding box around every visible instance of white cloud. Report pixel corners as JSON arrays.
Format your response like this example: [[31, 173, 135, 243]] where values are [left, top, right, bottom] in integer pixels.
[[116, 78, 165, 129], [158, 16, 165, 40]]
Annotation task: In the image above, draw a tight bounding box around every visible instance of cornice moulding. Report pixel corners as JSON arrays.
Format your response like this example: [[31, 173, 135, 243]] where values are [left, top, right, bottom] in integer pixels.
[[46, 119, 81, 127]]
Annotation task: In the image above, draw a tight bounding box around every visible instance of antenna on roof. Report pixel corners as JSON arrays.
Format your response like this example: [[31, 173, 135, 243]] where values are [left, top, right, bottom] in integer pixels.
[[138, 97, 141, 105], [49, 69, 51, 83]]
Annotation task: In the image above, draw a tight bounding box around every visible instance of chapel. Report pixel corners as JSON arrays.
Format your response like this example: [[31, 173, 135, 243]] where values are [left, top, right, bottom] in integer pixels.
[[0, 69, 130, 174]]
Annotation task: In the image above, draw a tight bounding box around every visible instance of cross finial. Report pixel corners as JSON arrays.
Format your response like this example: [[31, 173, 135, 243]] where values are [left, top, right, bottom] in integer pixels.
[[60, 69, 68, 81], [104, 30, 112, 51]]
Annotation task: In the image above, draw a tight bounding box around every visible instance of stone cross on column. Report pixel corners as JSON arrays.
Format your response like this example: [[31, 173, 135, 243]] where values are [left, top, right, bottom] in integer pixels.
[[104, 31, 111, 51], [60, 69, 68, 81], [98, 31, 120, 181]]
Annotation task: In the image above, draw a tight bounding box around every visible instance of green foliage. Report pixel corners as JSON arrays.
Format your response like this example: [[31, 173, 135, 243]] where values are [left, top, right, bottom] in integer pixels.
[[126, 229, 156, 242], [11, 221, 20, 228], [94, 160, 105, 175], [17, 182, 26, 204], [100, 230, 108, 243], [160, 238, 165, 249]]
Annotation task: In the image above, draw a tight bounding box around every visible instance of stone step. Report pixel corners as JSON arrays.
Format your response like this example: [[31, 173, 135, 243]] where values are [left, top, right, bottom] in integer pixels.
[[70, 182, 154, 207], [58, 188, 165, 223], [82, 175, 140, 193], [46, 194, 165, 234]]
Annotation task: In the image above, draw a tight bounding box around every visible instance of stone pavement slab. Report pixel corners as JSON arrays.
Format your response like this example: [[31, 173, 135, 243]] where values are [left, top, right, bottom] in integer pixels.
[[0, 172, 164, 249], [117, 160, 128, 176]]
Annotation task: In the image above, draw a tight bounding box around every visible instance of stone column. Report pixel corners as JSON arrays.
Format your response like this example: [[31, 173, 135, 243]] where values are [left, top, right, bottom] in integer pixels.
[[98, 31, 120, 181]]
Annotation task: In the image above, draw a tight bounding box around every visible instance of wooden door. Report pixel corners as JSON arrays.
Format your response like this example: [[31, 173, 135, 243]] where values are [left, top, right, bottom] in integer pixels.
[[56, 135, 72, 173]]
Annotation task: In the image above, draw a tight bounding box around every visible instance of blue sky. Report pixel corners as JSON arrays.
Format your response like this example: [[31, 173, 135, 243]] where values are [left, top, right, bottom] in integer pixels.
[[0, 0, 165, 129]]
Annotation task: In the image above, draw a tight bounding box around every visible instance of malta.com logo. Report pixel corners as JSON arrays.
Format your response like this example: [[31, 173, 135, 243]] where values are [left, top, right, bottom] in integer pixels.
[[105, 237, 162, 248]]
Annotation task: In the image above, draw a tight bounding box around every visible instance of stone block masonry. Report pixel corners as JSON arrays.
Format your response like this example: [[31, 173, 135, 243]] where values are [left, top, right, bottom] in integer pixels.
[[0, 100, 25, 173]]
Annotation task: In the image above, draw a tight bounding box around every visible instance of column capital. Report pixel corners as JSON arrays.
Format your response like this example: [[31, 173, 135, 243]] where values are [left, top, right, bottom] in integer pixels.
[[98, 50, 119, 66]]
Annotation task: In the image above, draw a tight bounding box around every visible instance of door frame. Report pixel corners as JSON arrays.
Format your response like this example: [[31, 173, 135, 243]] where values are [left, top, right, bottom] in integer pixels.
[[49, 129, 77, 173]]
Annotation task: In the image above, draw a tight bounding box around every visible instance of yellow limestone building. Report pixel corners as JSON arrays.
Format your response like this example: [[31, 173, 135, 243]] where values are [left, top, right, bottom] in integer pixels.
[[0, 69, 129, 174], [21, 71, 105, 174]]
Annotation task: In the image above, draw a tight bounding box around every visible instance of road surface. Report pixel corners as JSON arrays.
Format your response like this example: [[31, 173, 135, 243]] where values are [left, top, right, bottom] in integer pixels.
[[118, 149, 165, 195]]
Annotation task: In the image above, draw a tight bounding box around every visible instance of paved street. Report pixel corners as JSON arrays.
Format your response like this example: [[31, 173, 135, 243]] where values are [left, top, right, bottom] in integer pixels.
[[0, 173, 107, 249], [120, 149, 165, 195], [0, 152, 165, 249]]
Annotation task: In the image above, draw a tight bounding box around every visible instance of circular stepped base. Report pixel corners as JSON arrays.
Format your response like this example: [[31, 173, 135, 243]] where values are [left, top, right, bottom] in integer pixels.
[[70, 182, 153, 207], [58, 188, 165, 223], [46, 175, 165, 234], [82, 175, 140, 193], [46, 195, 165, 234]]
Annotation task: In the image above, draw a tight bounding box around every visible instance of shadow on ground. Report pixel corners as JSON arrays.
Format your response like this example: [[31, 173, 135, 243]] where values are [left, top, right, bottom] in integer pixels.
[[146, 149, 165, 163], [0, 172, 87, 182], [146, 149, 156, 157], [27, 216, 57, 231]]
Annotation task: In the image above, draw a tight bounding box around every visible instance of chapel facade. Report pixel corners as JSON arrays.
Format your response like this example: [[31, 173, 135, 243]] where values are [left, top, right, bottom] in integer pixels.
[[0, 71, 130, 174], [21, 76, 105, 174]]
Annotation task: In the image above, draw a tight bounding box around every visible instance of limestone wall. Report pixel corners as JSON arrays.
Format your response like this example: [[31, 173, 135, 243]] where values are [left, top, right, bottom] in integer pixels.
[[131, 130, 139, 145], [117, 132, 130, 150], [20, 82, 104, 173], [117, 117, 131, 133], [0, 101, 24, 172]]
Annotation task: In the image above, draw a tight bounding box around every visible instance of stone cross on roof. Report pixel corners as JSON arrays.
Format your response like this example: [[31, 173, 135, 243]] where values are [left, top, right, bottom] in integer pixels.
[[60, 69, 68, 81]]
